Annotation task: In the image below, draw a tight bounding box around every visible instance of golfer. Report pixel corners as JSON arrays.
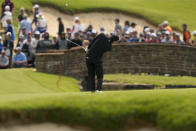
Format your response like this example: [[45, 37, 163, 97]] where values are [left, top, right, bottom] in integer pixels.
[[86, 33, 119, 93]]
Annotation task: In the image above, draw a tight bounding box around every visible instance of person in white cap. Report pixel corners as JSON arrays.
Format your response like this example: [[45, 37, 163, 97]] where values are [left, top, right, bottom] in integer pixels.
[[34, 13, 47, 34], [0, 50, 9, 69], [1, 0, 14, 15], [17, 35, 25, 49], [72, 17, 84, 36], [162, 20, 173, 36], [3, 32, 14, 58], [1, 5, 12, 29], [175, 33, 184, 45], [32, 4, 40, 25], [13, 47, 27, 68], [161, 31, 173, 43]]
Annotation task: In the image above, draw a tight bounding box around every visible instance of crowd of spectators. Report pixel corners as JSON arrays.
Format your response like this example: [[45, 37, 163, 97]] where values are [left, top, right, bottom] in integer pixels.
[[0, 0, 196, 69]]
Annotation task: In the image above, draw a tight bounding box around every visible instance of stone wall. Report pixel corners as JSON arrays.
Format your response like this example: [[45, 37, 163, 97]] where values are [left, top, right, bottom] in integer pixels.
[[36, 43, 196, 78]]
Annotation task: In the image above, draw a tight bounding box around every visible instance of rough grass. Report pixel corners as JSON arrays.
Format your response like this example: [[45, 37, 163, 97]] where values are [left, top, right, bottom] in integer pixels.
[[104, 74, 196, 87], [1, 69, 196, 130]]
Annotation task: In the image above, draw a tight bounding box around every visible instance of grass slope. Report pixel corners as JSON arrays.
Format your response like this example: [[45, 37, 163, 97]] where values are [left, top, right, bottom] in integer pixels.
[[0, 69, 196, 130], [0, 69, 80, 94], [105, 74, 196, 87]]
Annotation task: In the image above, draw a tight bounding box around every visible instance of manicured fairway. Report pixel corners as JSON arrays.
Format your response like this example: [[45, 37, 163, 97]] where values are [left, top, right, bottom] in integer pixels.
[[1, 69, 196, 131]]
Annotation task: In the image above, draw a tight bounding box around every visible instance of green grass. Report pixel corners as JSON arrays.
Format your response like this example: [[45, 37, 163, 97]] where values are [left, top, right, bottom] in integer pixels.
[[0, 69, 80, 94], [105, 74, 196, 87], [1, 69, 196, 130]]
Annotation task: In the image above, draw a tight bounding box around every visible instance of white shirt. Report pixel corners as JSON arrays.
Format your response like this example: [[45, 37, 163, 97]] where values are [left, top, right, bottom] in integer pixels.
[[38, 19, 47, 28], [1, 11, 13, 28], [73, 23, 84, 33]]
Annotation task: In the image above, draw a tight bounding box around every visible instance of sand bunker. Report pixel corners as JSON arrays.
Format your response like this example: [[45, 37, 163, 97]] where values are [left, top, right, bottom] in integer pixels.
[[35, 7, 156, 36]]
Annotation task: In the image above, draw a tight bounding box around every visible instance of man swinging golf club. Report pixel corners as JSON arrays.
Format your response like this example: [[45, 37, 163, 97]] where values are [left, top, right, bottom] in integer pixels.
[[86, 33, 119, 93]]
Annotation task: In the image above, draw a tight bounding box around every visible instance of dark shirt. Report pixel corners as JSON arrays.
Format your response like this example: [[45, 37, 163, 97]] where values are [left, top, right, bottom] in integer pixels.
[[58, 22, 64, 35], [18, 14, 24, 22]]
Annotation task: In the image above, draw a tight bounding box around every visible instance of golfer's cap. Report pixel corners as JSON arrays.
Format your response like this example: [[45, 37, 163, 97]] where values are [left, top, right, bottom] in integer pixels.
[[5, 6, 10, 11], [125, 31, 129, 35], [193, 31, 196, 35], [6, 32, 11, 36], [163, 20, 169, 25], [34, 4, 40, 9], [35, 31, 40, 35], [74, 17, 79, 21], [0, 36, 2, 40], [15, 47, 21, 51], [165, 31, 170, 35], [146, 32, 151, 35], [19, 35, 24, 38]]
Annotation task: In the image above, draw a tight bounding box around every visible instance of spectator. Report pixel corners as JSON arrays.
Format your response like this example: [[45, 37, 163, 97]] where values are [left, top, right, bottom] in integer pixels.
[[3, 32, 13, 60], [1, 0, 14, 15], [6, 19, 15, 41], [1, 5, 12, 29], [182, 24, 191, 44], [161, 31, 173, 43], [123, 20, 130, 33], [32, 4, 40, 25], [17, 35, 25, 49], [58, 32, 69, 50], [34, 13, 47, 34], [13, 47, 27, 68], [66, 26, 72, 34], [162, 21, 173, 36], [0, 36, 3, 53], [73, 17, 84, 35], [19, 15, 32, 35], [0, 50, 9, 69], [100, 27, 105, 34], [138, 32, 145, 42], [114, 18, 122, 33], [128, 22, 137, 33], [57, 17, 64, 37], [83, 40, 90, 49], [31, 31, 40, 54], [18, 7, 25, 22], [175, 33, 184, 45], [36, 32, 54, 53], [52, 35, 58, 49], [192, 31, 196, 47], [69, 32, 82, 49]]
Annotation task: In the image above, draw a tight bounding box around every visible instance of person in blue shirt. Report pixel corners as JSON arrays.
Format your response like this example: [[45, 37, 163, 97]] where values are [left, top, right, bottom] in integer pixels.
[[19, 15, 32, 35], [5, 19, 15, 41], [13, 47, 27, 68]]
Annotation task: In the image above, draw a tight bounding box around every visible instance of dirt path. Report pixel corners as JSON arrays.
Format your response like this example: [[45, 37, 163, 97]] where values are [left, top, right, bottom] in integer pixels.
[[35, 7, 156, 36]]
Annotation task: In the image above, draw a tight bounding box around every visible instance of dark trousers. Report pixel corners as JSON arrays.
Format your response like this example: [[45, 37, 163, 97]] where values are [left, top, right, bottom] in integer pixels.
[[86, 60, 103, 91]]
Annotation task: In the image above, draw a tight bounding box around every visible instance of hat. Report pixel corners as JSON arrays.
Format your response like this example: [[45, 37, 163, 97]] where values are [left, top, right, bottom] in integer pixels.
[[74, 17, 79, 22], [19, 35, 24, 38], [15, 47, 21, 51], [5, 6, 10, 11], [0, 36, 2, 40], [36, 13, 43, 19], [66, 26, 71, 29], [92, 30, 97, 34], [163, 20, 169, 25], [193, 31, 196, 35], [6, 32, 11, 36], [35, 31, 40, 35], [176, 33, 180, 37], [144, 28, 150, 33], [151, 33, 157, 37], [1, 50, 5, 54], [34, 4, 40, 9]]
